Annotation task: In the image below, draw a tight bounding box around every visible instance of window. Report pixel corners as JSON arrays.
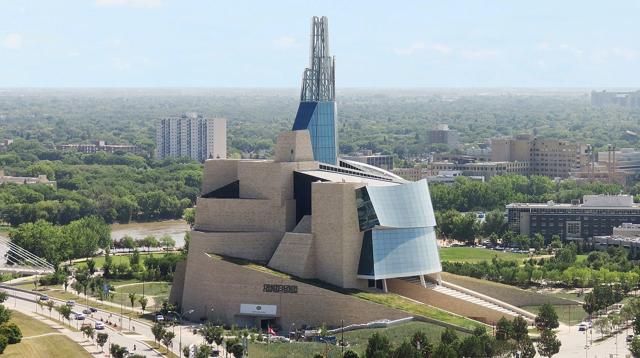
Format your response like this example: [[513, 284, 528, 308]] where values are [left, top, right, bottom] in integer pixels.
[[567, 221, 581, 237]]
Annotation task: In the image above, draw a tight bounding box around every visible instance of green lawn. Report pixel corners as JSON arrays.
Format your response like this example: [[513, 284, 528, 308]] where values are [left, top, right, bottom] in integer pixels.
[[5, 311, 92, 358], [352, 292, 480, 330], [439, 247, 527, 263], [522, 304, 587, 325], [576, 254, 588, 263], [249, 321, 465, 358]]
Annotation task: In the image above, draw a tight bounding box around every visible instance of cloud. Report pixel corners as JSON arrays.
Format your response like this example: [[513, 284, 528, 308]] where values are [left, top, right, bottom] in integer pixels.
[[95, 0, 163, 8], [429, 43, 452, 55], [459, 48, 499, 60], [273, 36, 298, 49], [2, 33, 23, 49], [611, 47, 640, 61], [113, 57, 131, 71], [67, 51, 81, 57], [393, 42, 425, 56]]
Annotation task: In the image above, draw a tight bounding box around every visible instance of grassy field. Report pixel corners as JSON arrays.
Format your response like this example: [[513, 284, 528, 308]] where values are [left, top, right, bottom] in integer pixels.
[[522, 304, 587, 325], [249, 321, 463, 358], [576, 254, 588, 263], [4, 311, 92, 358], [353, 292, 480, 330], [144, 340, 178, 358], [439, 247, 527, 263]]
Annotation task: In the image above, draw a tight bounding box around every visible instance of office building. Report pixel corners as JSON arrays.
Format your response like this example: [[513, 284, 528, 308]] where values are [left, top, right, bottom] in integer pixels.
[[169, 130, 442, 329], [0, 139, 13, 152], [291, 16, 338, 165], [491, 134, 589, 178], [428, 161, 529, 180], [426, 124, 459, 149], [342, 154, 394, 171], [57, 141, 143, 155], [591, 90, 640, 108], [507, 195, 640, 239], [155, 113, 226, 162], [0, 169, 55, 187]]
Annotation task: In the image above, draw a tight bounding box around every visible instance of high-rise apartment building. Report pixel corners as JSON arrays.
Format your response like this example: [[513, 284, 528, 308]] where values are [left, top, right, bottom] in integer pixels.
[[156, 113, 226, 162], [591, 90, 640, 108], [426, 124, 460, 149], [291, 16, 337, 165]]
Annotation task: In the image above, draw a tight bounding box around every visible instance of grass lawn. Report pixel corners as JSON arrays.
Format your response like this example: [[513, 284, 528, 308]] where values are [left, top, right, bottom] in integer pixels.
[[249, 321, 465, 358], [144, 340, 178, 358], [73, 252, 178, 270], [5, 311, 92, 358], [539, 290, 585, 303], [522, 304, 587, 325], [352, 292, 480, 330], [576, 254, 588, 263], [439, 247, 527, 263]]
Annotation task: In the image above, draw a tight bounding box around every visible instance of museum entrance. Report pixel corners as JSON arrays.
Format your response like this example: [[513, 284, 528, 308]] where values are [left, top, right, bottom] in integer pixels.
[[259, 318, 277, 331]]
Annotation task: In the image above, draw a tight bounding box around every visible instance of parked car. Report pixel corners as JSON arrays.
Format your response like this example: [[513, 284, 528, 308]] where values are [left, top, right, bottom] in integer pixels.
[[155, 314, 164, 322], [82, 309, 91, 315], [39, 295, 49, 301], [578, 323, 588, 332], [95, 322, 105, 330], [75, 313, 85, 320], [89, 307, 97, 313], [628, 335, 634, 343], [66, 300, 75, 307]]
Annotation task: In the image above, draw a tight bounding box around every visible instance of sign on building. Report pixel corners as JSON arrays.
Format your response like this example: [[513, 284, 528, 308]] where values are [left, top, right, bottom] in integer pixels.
[[240, 304, 277, 316]]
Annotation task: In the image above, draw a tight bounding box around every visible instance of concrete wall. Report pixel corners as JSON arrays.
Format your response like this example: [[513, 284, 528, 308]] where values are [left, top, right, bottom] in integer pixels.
[[201, 159, 239, 194], [169, 260, 187, 304], [189, 230, 284, 264], [387, 279, 516, 325], [275, 130, 314, 163], [194, 197, 294, 233], [311, 182, 367, 289], [179, 247, 409, 330], [268, 232, 315, 278], [441, 273, 577, 307]]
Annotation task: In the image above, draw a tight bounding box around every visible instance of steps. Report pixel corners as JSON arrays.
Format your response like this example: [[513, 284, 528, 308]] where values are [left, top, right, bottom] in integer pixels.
[[391, 276, 535, 324]]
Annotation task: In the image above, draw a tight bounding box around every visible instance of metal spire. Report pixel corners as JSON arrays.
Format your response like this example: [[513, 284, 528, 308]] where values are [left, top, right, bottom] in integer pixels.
[[300, 16, 335, 102]]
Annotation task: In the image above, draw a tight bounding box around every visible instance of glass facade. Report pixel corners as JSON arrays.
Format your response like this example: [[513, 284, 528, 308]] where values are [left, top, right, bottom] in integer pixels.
[[356, 180, 441, 280], [292, 101, 337, 165]]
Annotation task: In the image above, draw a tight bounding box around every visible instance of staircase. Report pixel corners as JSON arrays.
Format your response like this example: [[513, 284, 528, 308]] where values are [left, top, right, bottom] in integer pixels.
[[388, 276, 535, 325]]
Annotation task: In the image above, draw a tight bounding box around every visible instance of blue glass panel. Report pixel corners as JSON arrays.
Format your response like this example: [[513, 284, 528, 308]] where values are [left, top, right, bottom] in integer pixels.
[[357, 231, 375, 277], [366, 180, 436, 228], [292, 102, 317, 130], [362, 227, 441, 279], [291, 101, 337, 165]]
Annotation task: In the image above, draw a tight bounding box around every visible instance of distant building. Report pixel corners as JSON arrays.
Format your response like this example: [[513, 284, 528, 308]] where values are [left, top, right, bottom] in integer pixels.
[[0, 169, 55, 187], [507, 195, 640, 239], [342, 154, 394, 171], [155, 113, 227, 162], [491, 134, 589, 178], [593, 223, 640, 255], [591, 90, 640, 108], [426, 124, 459, 150], [57, 141, 143, 155], [392, 166, 433, 182], [0, 139, 13, 152], [428, 160, 529, 180]]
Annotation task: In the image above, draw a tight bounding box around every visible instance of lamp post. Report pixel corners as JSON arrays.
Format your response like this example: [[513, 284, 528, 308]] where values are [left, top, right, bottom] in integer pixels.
[[168, 308, 194, 358]]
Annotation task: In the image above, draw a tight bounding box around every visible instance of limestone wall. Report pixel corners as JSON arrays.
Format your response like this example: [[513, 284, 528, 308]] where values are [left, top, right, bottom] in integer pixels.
[[189, 230, 284, 264]]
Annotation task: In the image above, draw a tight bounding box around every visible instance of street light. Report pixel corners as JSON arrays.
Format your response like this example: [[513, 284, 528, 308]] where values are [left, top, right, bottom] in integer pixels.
[[168, 308, 194, 358]]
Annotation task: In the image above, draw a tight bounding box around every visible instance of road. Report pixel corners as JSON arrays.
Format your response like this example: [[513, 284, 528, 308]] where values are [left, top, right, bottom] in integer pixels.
[[557, 322, 631, 358], [1, 286, 224, 357]]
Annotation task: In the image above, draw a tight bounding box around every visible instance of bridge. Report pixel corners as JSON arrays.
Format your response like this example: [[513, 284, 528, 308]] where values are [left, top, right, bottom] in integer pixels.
[[0, 236, 54, 275]]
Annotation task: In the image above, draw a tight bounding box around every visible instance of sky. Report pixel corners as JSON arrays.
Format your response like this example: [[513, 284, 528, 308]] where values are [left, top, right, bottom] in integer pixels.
[[1, 0, 639, 88]]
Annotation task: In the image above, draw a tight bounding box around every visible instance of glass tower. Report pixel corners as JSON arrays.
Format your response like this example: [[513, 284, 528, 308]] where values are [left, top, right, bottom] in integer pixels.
[[292, 16, 337, 165]]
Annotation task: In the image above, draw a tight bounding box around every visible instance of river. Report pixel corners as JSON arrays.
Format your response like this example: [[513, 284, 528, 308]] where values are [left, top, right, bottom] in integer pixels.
[[110, 219, 190, 248]]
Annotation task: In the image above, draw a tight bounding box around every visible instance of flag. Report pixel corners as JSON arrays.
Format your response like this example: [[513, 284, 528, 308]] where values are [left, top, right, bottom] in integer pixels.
[[267, 326, 276, 336]]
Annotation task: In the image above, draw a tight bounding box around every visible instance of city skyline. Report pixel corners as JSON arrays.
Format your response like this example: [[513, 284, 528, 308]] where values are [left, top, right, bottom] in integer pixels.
[[0, 1, 639, 87]]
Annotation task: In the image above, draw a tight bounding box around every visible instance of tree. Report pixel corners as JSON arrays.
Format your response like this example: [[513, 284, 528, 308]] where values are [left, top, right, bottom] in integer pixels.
[[433, 343, 458, 358], [634, 314, 640, 336], [96, 332, 108, 352], [152, 323, 166, 345], [0, 335, 8, 354], [128, 292, 136, 311], [440, 328, 459, 346], [483, 210, 507, 236], [365, 332, 392, 358], [392, 341, 420, 358], [159, 234, 176, 250], [110, 343, 128, 358], [183, 207, 196, 228], [631, 336, 640, 358], [519, 337, 537, 358], [511, 316, 529, 342], [495, 317, 513, 340], [0, 306, 12, 326], [138, 296, 148, 313], [535, 303, 559, 330], [46, 300, 54, 318], [56, 305, 71, 325], [86, 258, 96, 274], [537, 329, 561, 358], [410, 330, 433, 357], [0, 292, 7, 303], [194, 344, 213, 358], [121, 235, 136, 252], [81, 325, 95, 342], [0, 322, 22, 344], [162, 331, 175, 353], [343, 350, 359, 358]]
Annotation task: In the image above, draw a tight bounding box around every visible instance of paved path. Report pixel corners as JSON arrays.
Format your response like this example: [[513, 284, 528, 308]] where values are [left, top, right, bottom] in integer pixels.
[[556, 322, 631, 357]]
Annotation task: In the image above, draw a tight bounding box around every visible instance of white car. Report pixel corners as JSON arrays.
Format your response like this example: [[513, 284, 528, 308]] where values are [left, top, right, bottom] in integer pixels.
[[66, 300, 75, 307], [95, 322, 105, 330], [155, 314, 164, 322], [75, 313, 85, 320]]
